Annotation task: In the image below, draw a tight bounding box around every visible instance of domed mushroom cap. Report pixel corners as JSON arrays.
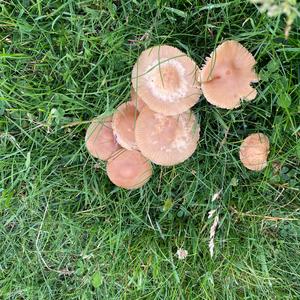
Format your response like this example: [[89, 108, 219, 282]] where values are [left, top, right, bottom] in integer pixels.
[[132, 45, 201, 116], [201, 40, 259, 109], [107, 149, 152, 189], [130, 86, 147, 111], [85, 116, 120, 160], [135, 107, 200, 166], [239, 133, 270, 171], [112, 102, 139, 150]]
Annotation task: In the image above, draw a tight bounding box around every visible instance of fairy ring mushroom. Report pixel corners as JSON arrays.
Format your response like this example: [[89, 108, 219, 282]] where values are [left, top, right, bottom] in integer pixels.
[[135, 107, 200, 166], [85, 116, 120, 160], [112, 102, 139, 150], [107, 149, 153, 189], [239, 133, 270, 171], [200, 40, 259, 109], [132, 45, 201, 116]]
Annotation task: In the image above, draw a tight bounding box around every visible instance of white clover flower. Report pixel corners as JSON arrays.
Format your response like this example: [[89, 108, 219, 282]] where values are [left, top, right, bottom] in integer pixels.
[[176, 248, 188, 260]]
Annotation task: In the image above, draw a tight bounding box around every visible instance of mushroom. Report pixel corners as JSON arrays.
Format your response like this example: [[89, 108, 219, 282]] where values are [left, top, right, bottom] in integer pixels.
[[200, 40, 259, 109], [107, 149, 152, 189], [239, 133, 270, 171], [130, 86, 147, 111], [132, 45, 201, 116], [85, 116, 120, 160], [135, 107, 200, 166], [112, 102, 139, 150]]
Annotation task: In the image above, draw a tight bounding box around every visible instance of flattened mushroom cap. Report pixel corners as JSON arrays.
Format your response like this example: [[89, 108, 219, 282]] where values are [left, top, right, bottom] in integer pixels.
[[85, 116, 120, 160], [130, 86, 147, 111], [239, 133, 270, 171], [107, 149, 152, 189], [135, 107, 200, 166], [132, 45, 201, 116], [112, 102, 139, 150], [201, 40, 259, 109]]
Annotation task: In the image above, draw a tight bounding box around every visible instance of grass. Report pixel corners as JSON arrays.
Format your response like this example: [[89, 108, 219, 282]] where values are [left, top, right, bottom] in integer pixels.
[[0, 0, 299, 299]]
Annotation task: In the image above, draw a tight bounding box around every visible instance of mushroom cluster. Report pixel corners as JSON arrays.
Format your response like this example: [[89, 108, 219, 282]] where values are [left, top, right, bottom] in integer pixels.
[[85, 41, 270, 189]]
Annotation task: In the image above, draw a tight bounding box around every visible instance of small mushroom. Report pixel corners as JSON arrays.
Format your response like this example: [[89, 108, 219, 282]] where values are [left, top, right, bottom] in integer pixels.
[[132, 45, 201, 116], [130, 86, 147, 111], [112, 102, 139, 150], [85, 116, 120, 160], [239, 133, 270, 171], [106, 149, 152, 189], [201, 40, 259, 109], [135, 107, 200, 166]]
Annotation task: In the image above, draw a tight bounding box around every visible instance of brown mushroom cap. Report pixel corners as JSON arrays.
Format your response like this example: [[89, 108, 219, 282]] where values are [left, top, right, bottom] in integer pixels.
[[239, 133, 270, 171], [130, 86, 147, 111], [85, 116, 120, 160], [201, 40, 259, 109], [107, 149, 152, 189], [132, 45, 201, 116], [135, 107, 200, 166], [112, 102, 139, 150]]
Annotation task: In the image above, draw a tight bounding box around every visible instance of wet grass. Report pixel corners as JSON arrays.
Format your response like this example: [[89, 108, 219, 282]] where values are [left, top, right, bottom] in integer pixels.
[[0, 1, 299, 299]]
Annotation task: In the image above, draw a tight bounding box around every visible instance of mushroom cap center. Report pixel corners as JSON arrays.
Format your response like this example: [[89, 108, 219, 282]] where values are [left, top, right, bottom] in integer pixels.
[[119, 162, 137, 178], [144, 59, 188, 102], [213, 62, 236, 80], [152, 115, 177, 145], [152, 65, 181, 91]]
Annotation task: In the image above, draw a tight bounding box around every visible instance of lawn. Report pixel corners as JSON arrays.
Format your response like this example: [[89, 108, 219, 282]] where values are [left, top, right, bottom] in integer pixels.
[[0, 1, 299, 299]]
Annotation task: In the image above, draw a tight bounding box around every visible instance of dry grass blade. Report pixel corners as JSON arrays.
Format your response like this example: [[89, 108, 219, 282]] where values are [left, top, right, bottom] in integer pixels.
[[230, 207, 299, 221]]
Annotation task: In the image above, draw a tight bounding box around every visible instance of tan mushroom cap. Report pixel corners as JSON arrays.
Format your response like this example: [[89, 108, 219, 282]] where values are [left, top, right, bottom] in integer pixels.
[[201, 40, 259, 109], [135, 107, 200, 166], [112, 102, 139, 150], [239, 133, 270, 171], [130, 86, 147, 111], [132, 45, 201, 116], [107, 149, 152, 189], [85, 116, 120, 160]]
